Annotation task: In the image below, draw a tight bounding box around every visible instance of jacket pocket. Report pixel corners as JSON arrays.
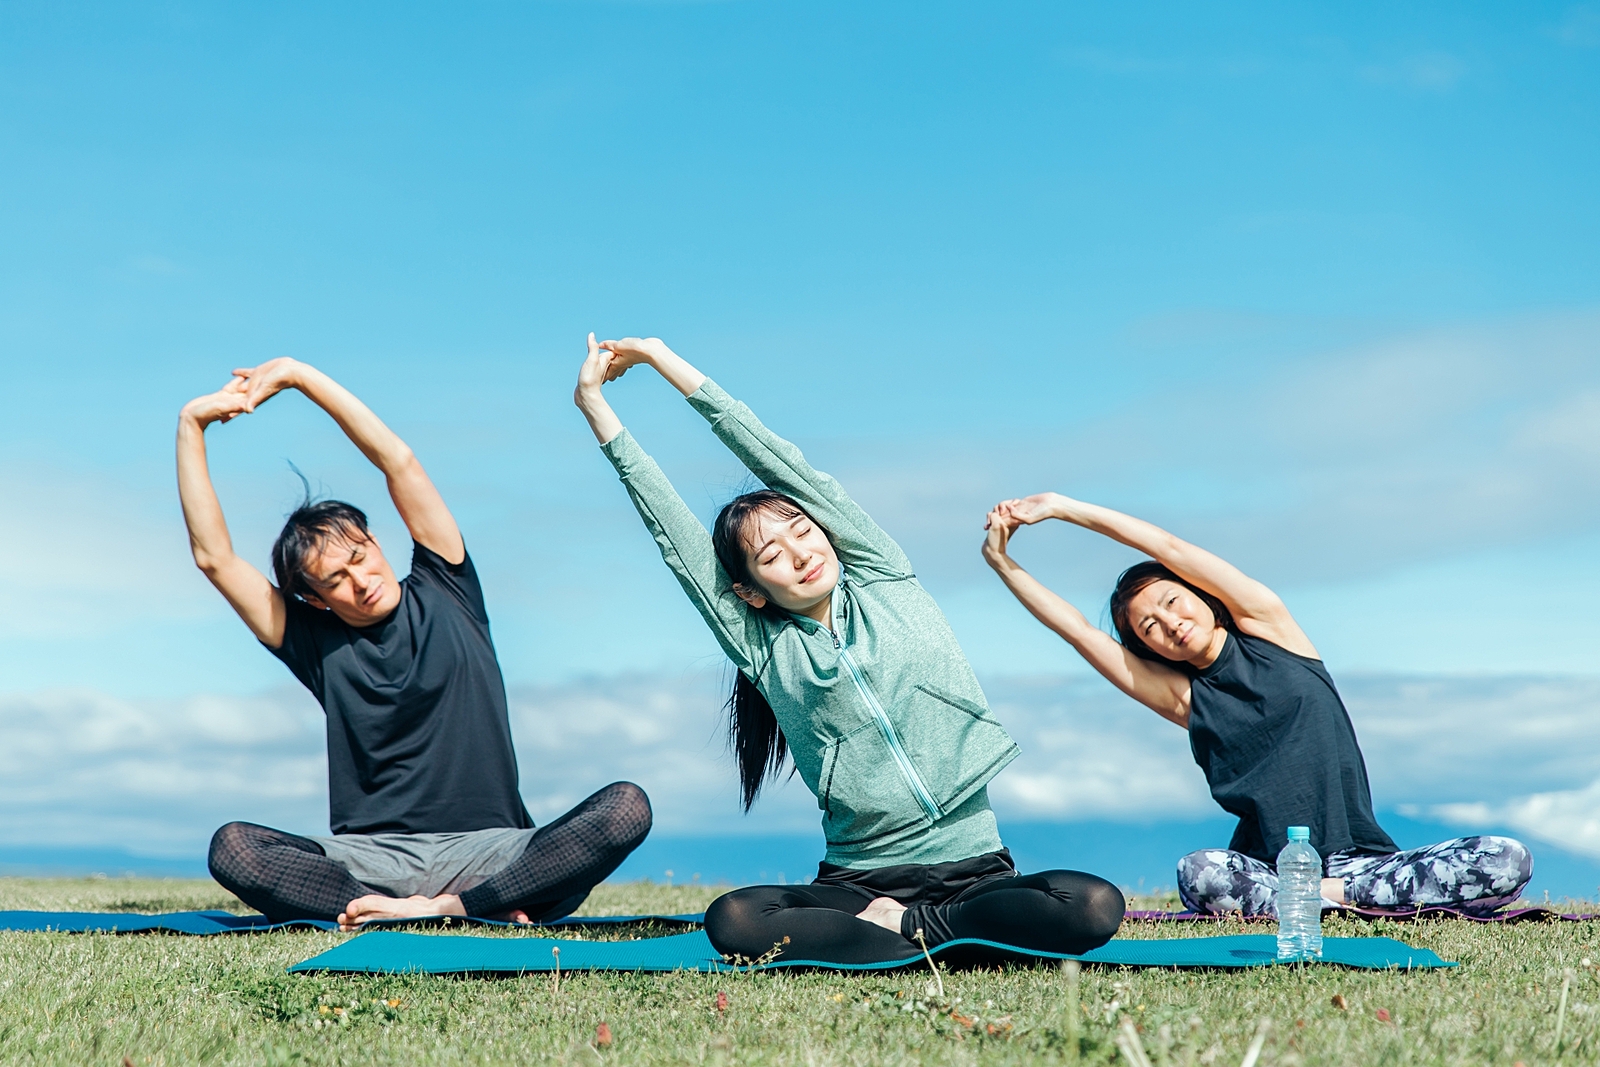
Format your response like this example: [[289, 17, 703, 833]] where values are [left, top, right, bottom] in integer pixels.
[[818, 719, 932, 842], [896, 683, 1020, 816]]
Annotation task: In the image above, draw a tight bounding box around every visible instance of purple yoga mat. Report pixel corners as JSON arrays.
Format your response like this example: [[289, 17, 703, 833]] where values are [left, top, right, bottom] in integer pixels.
[[1123, 905, 1598, 923]]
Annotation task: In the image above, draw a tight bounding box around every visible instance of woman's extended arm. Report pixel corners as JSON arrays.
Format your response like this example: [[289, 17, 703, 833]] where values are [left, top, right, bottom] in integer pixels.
[[595, 336, 913, 577], [176, 381, 289, 647], [1000, 493, 1316, 658], [232, 358, 465, 564], [983, 503, 1192, 726], [574, 335, 762, 673]]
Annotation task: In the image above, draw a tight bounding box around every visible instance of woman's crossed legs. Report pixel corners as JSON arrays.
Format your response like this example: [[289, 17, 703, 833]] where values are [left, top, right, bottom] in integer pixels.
[[1176, 835, 1533, 917], [705, 866, 1125, 966]]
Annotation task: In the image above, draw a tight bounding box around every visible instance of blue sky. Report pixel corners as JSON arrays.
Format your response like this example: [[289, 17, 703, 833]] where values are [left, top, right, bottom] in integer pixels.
[[1, 2, 1599, 884]]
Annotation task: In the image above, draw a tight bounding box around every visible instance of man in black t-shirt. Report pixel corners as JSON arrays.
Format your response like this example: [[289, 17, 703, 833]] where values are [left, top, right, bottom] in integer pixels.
[[177, 358, 651, 927]]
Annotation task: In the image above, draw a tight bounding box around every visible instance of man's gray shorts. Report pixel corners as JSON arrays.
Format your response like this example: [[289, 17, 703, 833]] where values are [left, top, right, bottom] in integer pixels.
[[313, 828, 538, 899]]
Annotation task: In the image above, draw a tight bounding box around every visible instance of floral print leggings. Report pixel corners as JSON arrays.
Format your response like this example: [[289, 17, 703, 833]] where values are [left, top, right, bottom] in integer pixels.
[[1176, 835, 1533, 917]]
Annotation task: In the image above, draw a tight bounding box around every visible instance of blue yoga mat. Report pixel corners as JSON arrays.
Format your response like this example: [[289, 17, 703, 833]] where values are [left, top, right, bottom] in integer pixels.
[[0, 910, 705, 936], [288, 930, 1453, 974]]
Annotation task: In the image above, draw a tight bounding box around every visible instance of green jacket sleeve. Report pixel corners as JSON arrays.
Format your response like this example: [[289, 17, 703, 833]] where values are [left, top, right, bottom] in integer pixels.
[[601, 428, 765, 675], [688, 380, 914, 578]]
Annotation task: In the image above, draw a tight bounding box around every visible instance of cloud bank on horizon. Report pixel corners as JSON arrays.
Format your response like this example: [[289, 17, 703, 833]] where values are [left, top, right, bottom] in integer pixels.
[[2, 670, 1595, 862]]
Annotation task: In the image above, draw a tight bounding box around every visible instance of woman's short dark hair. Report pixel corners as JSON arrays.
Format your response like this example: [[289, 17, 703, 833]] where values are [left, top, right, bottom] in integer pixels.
[[710, 489, 830, 810], [1109, 560, 1235, 663], [271, 499, 371, 602]]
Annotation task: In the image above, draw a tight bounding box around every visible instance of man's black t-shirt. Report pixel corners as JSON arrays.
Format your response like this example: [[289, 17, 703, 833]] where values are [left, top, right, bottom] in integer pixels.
[[1188, 631, 1397, 864], [268, 543, 533, 835]]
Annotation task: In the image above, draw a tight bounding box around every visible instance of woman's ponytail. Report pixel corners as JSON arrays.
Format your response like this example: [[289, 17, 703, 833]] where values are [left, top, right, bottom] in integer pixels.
[[728, 669, 787, 812]]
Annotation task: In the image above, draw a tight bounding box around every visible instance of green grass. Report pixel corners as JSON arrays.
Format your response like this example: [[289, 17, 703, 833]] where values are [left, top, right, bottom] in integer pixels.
[[0, 878, 1596, 1065]]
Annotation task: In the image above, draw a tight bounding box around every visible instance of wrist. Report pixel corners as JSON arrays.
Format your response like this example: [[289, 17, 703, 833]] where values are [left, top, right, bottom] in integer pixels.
[[283, 359, 315, 390]]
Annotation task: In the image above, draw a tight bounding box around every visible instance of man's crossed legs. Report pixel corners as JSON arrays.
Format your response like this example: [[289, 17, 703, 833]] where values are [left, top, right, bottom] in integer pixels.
[[209, 782, 651, 929]]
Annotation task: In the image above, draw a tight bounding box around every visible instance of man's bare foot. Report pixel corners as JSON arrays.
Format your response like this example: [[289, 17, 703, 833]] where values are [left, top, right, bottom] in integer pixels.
[[857, 896, 908, 935], [491, 909, 532, 925], [338, 892, 467, 931]]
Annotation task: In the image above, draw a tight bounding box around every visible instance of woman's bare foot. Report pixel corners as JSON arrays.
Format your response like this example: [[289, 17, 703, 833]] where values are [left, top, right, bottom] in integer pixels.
[[1321, 877, 1346, 904], [338, 892, 467, 931], [856, 896, 908, 935]]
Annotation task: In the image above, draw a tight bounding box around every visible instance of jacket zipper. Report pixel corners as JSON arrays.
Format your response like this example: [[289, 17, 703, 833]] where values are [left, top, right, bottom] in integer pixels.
[[828, 587, 942, 822]]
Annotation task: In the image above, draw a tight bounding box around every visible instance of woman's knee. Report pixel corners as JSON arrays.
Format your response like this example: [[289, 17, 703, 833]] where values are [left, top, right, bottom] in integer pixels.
[[704, 887, 776, 954], [1175, 848, 1223, 885], [1476, 835, 1534, 889], [1031, 870, 1126, 939], [1072, 873, 1126, 939]]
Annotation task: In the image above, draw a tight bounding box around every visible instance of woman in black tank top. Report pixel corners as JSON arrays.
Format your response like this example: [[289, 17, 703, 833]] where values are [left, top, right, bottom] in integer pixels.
[[981, 492, 1533, 917]]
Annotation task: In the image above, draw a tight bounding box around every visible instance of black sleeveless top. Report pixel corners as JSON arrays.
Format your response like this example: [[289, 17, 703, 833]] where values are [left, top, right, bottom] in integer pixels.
[[1188, 632, 1396, 863]]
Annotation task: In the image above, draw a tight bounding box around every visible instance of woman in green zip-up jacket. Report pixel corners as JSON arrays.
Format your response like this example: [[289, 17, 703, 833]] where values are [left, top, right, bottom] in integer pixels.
[[575, 334, 1123, 965]]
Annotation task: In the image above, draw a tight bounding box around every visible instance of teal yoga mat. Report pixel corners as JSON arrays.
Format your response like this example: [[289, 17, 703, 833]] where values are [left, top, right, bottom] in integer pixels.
[[0, 910, 705, 936], [288, 930, 1453, 974]]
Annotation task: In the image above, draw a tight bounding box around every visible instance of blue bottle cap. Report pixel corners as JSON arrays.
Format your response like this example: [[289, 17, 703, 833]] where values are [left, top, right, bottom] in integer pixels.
[[1287, 826, 1310, 841]]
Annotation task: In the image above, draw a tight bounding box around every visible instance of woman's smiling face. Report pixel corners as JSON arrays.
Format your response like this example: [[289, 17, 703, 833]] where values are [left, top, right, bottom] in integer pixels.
[[733, 506, 840, 618], [1125, 578, 1220, 662]]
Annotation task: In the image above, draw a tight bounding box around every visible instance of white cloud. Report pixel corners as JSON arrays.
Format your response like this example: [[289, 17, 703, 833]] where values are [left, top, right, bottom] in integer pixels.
[[1339, 674, 1600, 807], [835, 311, 1600, 591], [506, 671, 821, 836], [1426, 780, 1600, 859], [1, 669, 1594, 861], [0, 686, 326, 855], [980, 677, 1212, 820]]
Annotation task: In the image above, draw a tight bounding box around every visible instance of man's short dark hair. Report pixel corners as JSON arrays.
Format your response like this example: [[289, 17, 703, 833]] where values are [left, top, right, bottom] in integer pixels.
[[271, 500, 371, 601]]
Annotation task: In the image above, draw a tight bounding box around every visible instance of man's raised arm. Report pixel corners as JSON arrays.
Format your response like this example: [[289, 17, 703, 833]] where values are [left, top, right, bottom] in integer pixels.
[[176, 380, 289, 647], [233, 359, 464, 564]]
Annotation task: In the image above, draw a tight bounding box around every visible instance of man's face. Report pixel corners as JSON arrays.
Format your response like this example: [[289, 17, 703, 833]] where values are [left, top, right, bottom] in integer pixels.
[[298, 531, 403, 626]]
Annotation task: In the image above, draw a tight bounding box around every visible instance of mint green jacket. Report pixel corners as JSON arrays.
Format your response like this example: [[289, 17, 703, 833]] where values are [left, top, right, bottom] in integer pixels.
[[602, 380, 1020, 868]]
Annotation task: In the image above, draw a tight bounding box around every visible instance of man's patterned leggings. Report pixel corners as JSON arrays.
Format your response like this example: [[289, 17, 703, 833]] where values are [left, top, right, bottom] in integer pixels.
[[1176, 836, 1533, 917]]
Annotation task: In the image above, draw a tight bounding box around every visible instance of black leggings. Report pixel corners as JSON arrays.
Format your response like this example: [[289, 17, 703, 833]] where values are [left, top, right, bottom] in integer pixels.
[[208, 782, 652, 922], [705, 856, 1125, 966]]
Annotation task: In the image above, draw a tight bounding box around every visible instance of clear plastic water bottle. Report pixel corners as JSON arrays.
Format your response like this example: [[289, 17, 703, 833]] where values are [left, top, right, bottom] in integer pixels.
[[1275, 826, 1323, 961]]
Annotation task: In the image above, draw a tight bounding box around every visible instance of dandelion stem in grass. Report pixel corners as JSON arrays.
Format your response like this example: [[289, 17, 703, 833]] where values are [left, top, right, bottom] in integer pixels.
[[1062, 959, 1081, 1064], [1237, 1019, 1271, 1067], [1122, 1018, 1156, 1067], [1555, 969, 1573, 1052]]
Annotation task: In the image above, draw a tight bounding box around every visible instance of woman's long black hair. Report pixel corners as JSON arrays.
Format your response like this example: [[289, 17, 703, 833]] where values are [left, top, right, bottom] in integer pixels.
[[1108, 560, 1236, 665], [711, 489, 828, 811]]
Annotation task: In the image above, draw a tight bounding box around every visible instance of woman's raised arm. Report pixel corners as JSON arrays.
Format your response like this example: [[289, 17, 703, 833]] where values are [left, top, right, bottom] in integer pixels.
[[598, 336, 913, 579], [1000, 493, 1316, 658], [575, 334, 763, 674], [983, 502, 1192, 726]]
